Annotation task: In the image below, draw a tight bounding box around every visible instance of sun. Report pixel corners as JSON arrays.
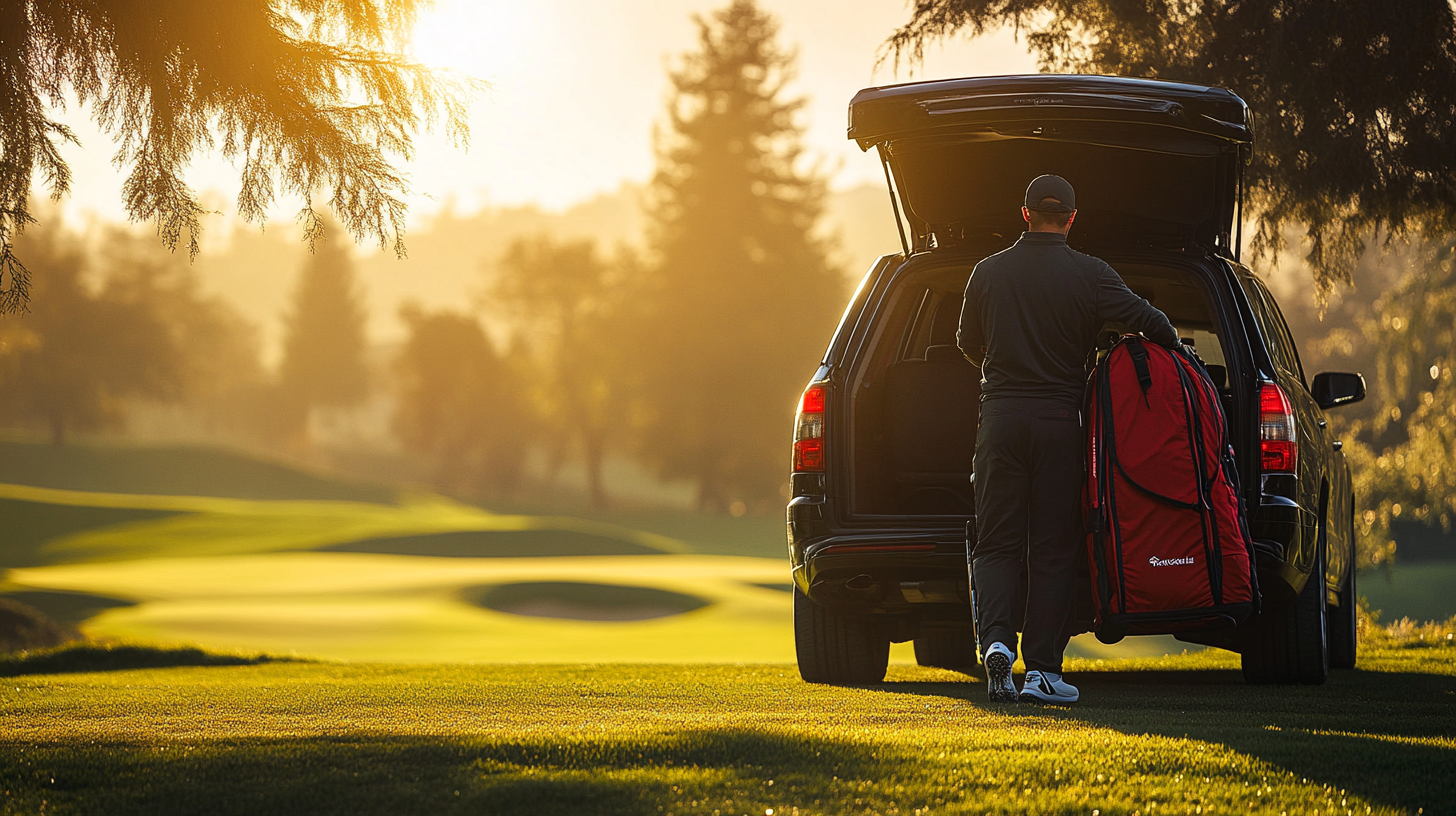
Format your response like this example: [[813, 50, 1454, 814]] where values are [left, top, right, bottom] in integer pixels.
[[408, 0, 539, 78]]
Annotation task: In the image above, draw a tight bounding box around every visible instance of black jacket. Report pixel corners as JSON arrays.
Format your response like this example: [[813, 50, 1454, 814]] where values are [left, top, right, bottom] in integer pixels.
[[957, 231, 1178, 405]]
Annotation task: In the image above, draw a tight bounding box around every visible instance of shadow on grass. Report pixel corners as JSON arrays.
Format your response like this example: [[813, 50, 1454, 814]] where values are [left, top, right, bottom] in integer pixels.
[[0, 643, 285, 677], [878, 665, 1456, 814], [0, 589, 137, 628], [2, 719, 1451, 816], [0, 732, 878, 816], [0, 497, 181, 569]]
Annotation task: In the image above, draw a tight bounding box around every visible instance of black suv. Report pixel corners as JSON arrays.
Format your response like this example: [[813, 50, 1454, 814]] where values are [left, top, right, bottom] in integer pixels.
[[787, 75, 1367, 685]]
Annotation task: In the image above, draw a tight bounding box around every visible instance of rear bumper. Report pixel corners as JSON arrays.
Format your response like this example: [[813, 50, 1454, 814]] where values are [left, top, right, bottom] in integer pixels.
[[796, 546, 970, 613], [787, 499, 971, 624]]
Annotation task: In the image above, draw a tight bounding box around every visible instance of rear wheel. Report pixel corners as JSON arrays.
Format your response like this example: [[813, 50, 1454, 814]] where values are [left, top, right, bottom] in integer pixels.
[[913, 630, 979, 671], [1329, 507, 1359, 670], [1242, 537, 1330, 685], [1294, 540, 1331, 684], [794, 586, 890, 684]]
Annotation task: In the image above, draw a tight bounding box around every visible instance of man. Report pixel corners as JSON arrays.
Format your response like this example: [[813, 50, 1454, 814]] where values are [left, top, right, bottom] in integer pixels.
[[958, 175, 1178, 704]]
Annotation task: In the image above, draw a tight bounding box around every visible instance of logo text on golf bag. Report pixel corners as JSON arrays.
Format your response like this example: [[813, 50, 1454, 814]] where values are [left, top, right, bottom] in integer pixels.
[[1148, 555, 1196, 567]]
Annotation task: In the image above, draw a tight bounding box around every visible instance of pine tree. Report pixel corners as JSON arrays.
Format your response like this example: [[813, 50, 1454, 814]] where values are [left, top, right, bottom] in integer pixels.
[[638, 0, 846, 510], [278, 225, 370, 441], [0, 0, 474, 314]]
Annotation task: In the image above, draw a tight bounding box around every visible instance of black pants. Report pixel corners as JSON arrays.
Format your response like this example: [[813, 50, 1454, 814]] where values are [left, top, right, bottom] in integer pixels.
[[971, 397, 1083, 674]]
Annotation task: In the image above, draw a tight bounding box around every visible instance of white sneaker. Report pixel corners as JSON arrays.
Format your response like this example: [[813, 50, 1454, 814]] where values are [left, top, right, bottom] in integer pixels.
[[983, 642, 1018, 703], [1019, 670, 1079, 704]]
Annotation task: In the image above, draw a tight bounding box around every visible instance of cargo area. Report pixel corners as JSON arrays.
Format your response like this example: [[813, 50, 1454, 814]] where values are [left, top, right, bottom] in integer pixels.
[[845, 255, 1234, 517]]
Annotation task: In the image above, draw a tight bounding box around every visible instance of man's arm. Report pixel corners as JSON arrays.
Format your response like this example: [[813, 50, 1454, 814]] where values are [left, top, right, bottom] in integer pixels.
[[1095, 264, 1179, 348], [956, 274, 985, 367]]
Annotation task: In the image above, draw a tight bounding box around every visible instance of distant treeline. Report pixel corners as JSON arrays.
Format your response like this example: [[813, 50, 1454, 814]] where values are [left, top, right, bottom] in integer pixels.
[[0, 1, 845, 516]]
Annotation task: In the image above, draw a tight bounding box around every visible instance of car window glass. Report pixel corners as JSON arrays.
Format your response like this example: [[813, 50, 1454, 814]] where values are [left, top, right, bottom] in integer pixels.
[[1242, 277, 1308, 387], [1260, 285, 1308, 387], [1239, 276, 1295, 379], [1178, 328, 1227, 369], [896, 289, 933, 362], [1250, 278, 1307, 387]]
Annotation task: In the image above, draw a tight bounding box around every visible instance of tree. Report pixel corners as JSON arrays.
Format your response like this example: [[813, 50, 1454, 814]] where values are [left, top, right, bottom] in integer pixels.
[[278, 224, 371, 442], [488, 235, 640, 509], [639, 0, 846, 510], [0, 218, 186, 443], [99, 227, 266, 434], [392, 306, 532, 498], [1281, 235, 1456, 566], [883, 0, 1456, 299], [0, 0, 476, 314]]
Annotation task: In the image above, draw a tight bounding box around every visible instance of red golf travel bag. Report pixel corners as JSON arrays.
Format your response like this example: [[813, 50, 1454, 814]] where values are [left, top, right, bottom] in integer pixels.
[[1084, 336, 1258, 643]]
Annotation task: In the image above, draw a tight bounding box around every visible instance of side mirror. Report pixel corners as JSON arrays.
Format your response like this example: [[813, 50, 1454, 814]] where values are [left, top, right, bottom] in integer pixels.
[[1312, 372, 1366, 410]]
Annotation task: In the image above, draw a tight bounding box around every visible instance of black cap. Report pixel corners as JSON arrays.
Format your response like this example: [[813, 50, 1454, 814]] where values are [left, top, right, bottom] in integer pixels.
[[1024, 174, 1076, 213]]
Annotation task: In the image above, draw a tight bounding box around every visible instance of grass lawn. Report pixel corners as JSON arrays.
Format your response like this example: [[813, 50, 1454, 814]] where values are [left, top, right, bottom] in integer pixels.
[[2, 646, 1453, 816], [4, 441, 1452, 814]]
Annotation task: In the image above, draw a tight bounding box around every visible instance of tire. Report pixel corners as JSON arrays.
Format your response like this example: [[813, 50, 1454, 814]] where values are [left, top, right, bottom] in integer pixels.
[[794, 586, 890, 684], [1242, 536, 1330, 685], [1293, 539, 1331, 684], [1328, 508, 1359, 670], [913, 630, 979, 671]]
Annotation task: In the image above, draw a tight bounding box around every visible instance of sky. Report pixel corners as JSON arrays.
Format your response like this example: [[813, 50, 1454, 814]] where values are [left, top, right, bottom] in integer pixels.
[[48, 0, 1037, 237]]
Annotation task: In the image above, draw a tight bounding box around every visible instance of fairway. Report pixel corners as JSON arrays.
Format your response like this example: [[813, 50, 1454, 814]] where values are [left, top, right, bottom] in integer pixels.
[[9, 552, 794, 662], [1, 470, 1193, 665], [3, 648, 1453, 815]]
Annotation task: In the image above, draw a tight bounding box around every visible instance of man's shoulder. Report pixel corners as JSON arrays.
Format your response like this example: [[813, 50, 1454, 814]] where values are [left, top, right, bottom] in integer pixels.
[[1064, 245, 1114, 273], [977, 244, 1019, 266], [971, 240, 1112, 282], [971, 244, 1021, 275]]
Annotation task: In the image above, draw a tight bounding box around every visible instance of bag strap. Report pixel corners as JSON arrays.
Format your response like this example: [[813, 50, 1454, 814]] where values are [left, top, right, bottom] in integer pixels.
[[1126, 339, 1153, 394]]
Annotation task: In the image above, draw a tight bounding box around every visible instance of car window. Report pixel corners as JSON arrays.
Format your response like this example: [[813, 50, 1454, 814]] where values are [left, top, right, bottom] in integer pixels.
[[1239, 276, 1303, 385], [1177, 328, 1227, 369], [1261, 286, 1308, 387], [896, 290, 933, 362]]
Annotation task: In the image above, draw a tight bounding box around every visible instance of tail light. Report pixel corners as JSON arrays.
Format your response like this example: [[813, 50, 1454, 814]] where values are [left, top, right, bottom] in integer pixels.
[[1259, 382, 1298, 473], [793, 385, 826, 471]]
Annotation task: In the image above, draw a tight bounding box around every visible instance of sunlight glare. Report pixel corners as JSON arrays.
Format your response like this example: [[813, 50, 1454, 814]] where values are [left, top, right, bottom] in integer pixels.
[[410, 0, 539, 78]]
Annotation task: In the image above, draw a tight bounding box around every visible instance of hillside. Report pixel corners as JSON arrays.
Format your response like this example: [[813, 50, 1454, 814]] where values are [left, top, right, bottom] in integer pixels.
[[0, 440, 398, 504], [192, 183, 904, 362]]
